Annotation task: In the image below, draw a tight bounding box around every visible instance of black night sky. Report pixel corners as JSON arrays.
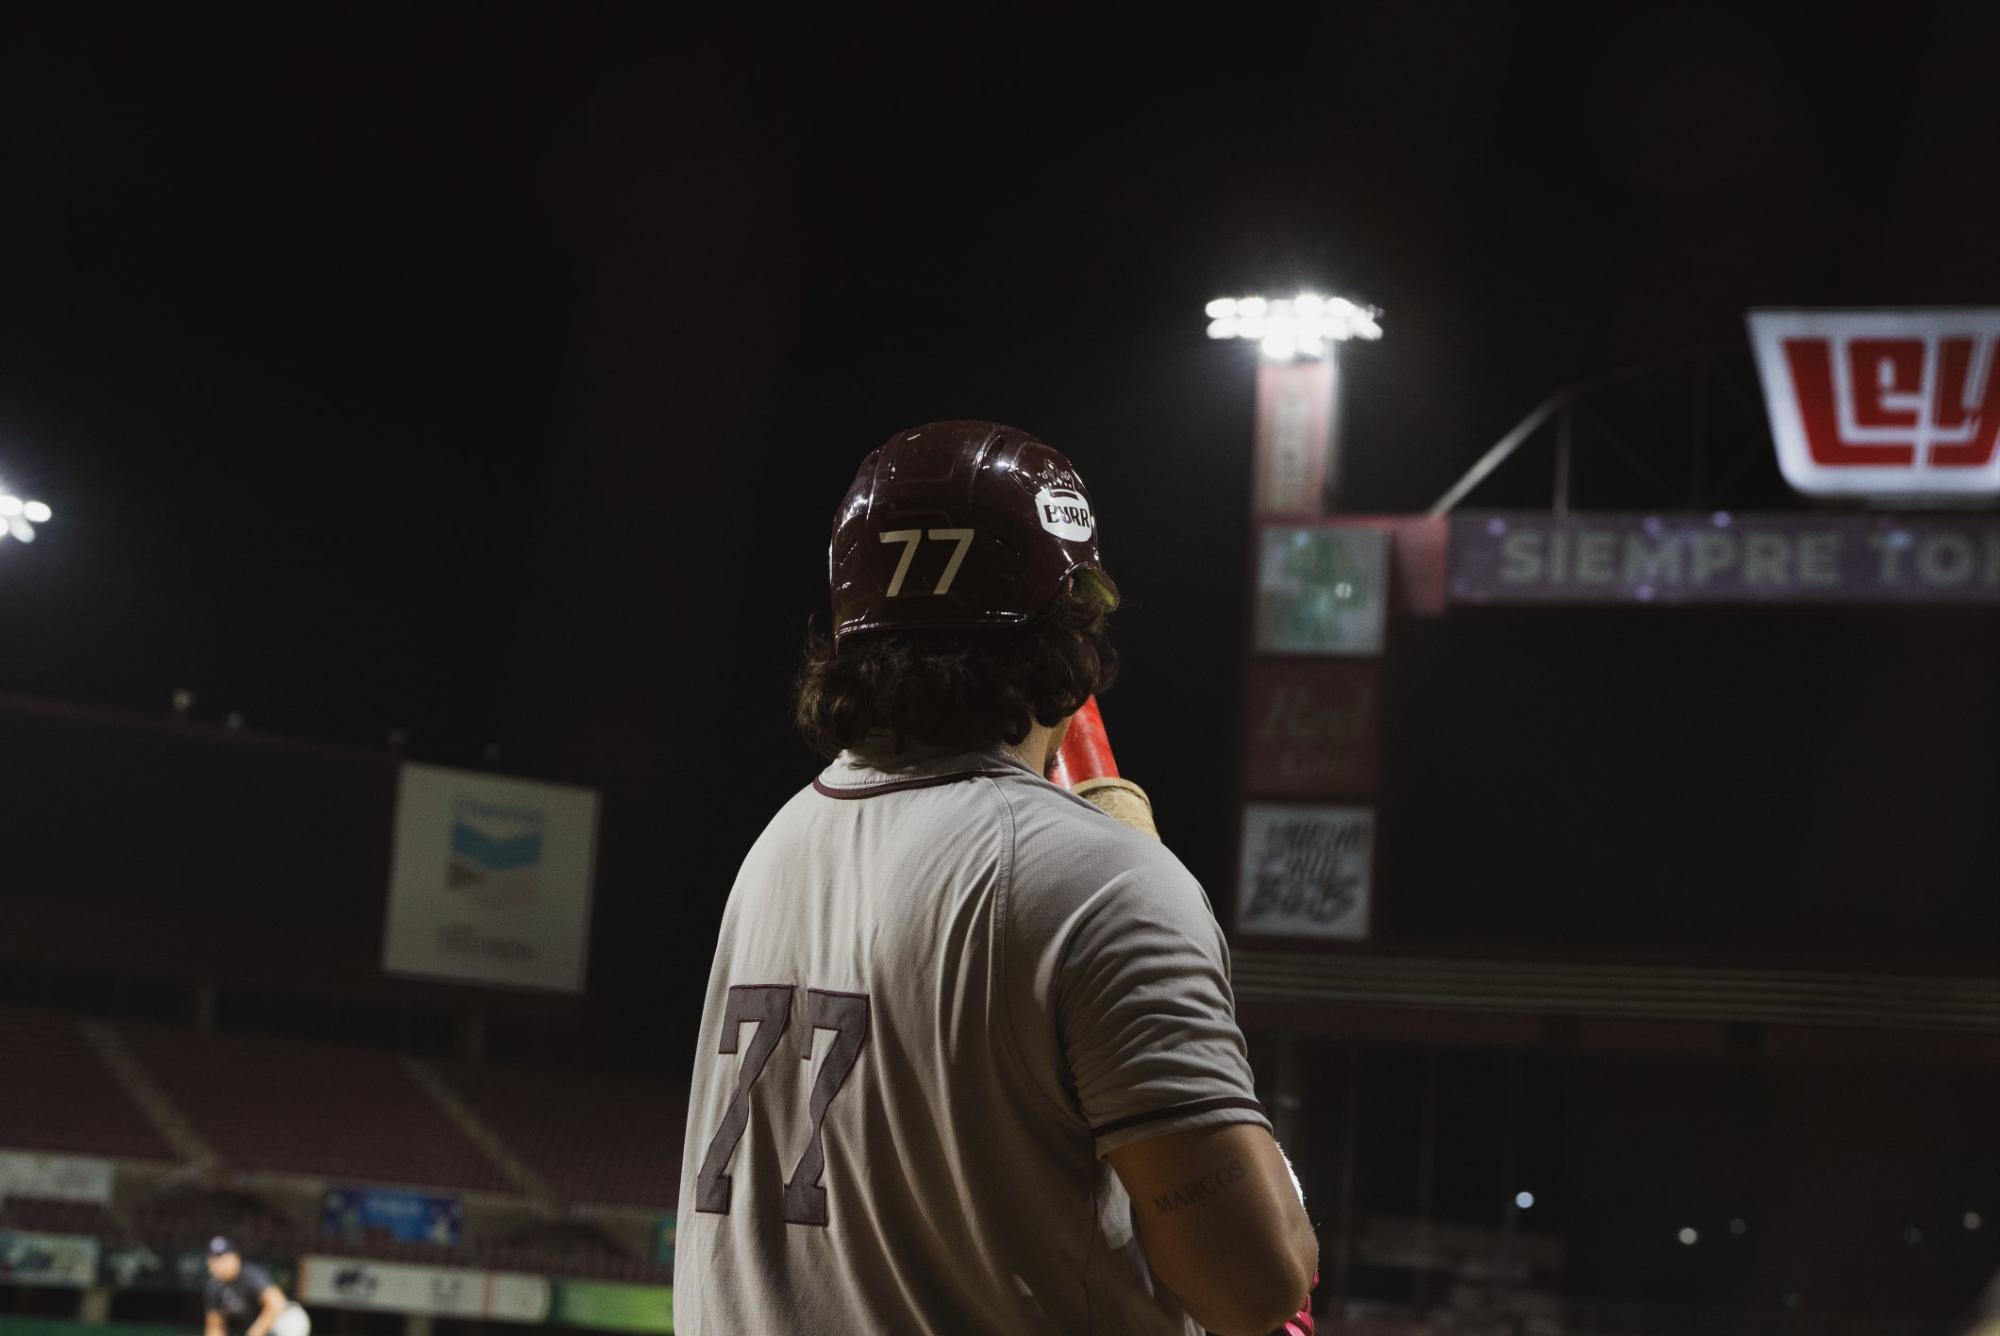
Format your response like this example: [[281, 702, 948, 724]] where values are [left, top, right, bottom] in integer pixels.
[[4, 4, 2000, 1063]]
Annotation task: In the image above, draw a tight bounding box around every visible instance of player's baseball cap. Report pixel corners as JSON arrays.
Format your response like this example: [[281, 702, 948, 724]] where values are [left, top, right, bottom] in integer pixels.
[[207, 1236, 237, 1257], [829, 421, 1117, 645]]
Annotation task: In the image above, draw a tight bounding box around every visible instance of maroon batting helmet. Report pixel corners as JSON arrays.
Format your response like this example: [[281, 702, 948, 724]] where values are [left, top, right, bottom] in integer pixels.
[[830, 421, 1118, 645]]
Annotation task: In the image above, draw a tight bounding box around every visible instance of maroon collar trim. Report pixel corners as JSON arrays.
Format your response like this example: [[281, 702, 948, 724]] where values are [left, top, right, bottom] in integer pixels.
[[811, 769, 1012, 800]]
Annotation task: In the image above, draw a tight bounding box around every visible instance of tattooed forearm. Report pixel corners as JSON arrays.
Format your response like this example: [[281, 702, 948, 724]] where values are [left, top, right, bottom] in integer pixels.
[[1151, 1158, 1247, 1213]]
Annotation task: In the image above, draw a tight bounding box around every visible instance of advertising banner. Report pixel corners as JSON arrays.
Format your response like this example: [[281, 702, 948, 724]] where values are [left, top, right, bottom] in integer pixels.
[[382, 764, 600, 992], [488, 1272, 554, 1323], [1449, 511, 2000, 606], [549, 1281, 674, 1334], [0, 1151, 114, 1205], [298, 1256, 549, 1322], [1242, 660, 1383, 800], [1236, 804, 1372, 941], [0, 1231, 100, 1288], [1747, 308, 2000, 500], [322, 1186, 463, 1245], [1254, 524, 1389, 654]]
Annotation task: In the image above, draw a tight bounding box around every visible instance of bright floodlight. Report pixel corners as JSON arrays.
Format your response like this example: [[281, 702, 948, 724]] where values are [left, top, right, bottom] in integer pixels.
[[0, 487, 54, 547], [1515, 1191, 1535, 1210], [1205, 291, 1384, 360]]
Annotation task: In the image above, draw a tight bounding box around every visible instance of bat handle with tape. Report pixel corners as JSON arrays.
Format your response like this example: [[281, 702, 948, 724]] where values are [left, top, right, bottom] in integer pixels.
[[1048, 696, 1159, 839]]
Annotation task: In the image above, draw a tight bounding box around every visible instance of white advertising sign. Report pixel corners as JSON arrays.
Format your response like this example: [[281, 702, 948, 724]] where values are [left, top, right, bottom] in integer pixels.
[[487, 1272, 557, 1323], [0, 1150, 114, 1204], [1236, 803, 1372, 941], [1748, 308, 2000, 501], [382, 764, 600, 993], [299, 1257, 550, 1322]]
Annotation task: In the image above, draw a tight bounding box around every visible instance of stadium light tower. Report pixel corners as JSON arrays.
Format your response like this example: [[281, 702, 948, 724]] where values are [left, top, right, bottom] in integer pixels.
[[0, 487, 53, 546], [1205, 293, 1383, 360], [1205, 291, 1382, 515], [1205, 293, 1384, 1218]]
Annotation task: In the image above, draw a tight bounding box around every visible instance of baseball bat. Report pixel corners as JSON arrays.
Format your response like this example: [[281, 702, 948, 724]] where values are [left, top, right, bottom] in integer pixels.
[[1048, 696, 1158, 839]]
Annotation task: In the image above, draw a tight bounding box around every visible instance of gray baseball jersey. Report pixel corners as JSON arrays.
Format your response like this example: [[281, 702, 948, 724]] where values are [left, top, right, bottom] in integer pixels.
[[674, 745, 1269, 1334]]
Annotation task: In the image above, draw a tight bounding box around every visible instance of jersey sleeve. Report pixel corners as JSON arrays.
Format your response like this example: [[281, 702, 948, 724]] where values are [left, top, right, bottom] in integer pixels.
[[241, 1264, 274, 1296], [1051, 840, 1270, 1158]]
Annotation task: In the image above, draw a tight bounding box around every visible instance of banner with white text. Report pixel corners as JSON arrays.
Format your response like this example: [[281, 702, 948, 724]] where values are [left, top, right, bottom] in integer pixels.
[[1451, 512, 2000, 606], [298, 1256, 549, 1322], [0, 1152, 113, 1205]]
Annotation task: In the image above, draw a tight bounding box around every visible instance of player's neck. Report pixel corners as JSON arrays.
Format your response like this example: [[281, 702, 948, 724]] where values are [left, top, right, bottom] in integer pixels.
[[1001, 719, 1061, 781]]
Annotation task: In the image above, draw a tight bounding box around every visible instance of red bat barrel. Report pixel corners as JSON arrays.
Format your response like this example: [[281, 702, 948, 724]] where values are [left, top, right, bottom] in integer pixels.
[[1047, 695, 1118, 789], [1047, 696, 1157, 838]]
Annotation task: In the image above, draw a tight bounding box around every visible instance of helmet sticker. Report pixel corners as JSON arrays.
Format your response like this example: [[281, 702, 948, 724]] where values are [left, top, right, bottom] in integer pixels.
[[1035, 487, 1093, 541]]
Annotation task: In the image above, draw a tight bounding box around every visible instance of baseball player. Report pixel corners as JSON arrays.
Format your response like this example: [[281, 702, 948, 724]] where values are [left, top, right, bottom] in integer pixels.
[[203, 1238, 309, 1336], [676, 421, 1316, 1334]]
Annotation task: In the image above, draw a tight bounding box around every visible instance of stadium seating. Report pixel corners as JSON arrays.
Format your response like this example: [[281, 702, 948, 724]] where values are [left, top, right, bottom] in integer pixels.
[[0, 1010, 678, 1282], [119, 1025, 514, 1194], [130, 1188, 308, 1256], [436, 1063, 684, 1209], [0, 1007, 171, 1160], [0, 1194, 127, 1239]]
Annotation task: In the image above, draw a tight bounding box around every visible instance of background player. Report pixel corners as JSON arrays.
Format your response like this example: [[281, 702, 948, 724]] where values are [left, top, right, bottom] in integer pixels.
[[202, 1238, 309, 1336], [676, 421, 1316, 1334]]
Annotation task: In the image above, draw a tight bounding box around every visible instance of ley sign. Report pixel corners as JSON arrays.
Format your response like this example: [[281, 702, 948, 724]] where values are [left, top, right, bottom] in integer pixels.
[[1748, 309, 2000, 502]]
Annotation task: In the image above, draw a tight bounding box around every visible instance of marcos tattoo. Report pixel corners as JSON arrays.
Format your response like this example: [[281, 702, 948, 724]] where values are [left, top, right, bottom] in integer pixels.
[[1151, 1158, 1248, 1213]]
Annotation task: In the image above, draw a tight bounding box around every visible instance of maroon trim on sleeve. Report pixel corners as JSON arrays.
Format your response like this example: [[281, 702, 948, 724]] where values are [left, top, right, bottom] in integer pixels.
[[1089, 1096, 1269, 1140], [812, 770, 1010, 800]]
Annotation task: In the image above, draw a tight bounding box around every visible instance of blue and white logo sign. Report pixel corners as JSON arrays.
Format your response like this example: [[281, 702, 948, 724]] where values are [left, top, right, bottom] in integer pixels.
[[323, 1187, 463, 1246], [448, 798, 546, 908], [382, 764, 601, 993]]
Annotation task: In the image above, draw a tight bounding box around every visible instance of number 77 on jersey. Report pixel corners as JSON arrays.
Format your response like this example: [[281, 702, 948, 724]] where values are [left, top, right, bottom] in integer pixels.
[[692, 985, 871, 1227]]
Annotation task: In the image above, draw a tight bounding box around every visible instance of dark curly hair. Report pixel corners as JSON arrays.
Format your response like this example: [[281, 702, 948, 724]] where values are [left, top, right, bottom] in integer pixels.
[[793, 583, 1118, 759]]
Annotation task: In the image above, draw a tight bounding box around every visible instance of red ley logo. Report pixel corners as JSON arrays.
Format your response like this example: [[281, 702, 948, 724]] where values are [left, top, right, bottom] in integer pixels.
[[1748, 309, 2000, 500]]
